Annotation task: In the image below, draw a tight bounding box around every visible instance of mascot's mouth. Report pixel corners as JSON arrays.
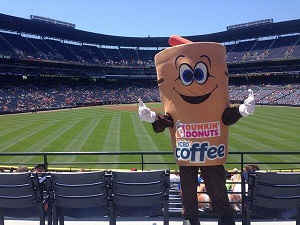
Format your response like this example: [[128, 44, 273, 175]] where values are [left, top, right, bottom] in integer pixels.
[[174, 85, 218, 104]]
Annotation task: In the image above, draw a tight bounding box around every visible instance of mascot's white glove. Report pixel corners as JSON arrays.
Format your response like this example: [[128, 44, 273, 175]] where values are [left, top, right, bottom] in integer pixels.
[[239, 89, 255, 117], [138, 98, 156, 123]]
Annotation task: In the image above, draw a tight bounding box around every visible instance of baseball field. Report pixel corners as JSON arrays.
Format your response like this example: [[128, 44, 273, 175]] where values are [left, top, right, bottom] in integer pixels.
[[0, 103, 299, 170]]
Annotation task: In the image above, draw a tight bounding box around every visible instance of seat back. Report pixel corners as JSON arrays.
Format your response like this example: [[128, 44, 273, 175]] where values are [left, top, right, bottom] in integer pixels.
[[50, 171, 108, 217], [248, 172, 300, 209], [0, 172, 44, 219], [0, 172, 40, 208], [111, 170, 170, 217]]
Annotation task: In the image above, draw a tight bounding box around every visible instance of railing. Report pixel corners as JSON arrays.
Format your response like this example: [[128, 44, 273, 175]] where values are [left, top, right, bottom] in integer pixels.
[[1, 151, 300, 170]]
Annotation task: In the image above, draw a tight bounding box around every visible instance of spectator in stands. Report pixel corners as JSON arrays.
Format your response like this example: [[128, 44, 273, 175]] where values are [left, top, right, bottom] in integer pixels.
[[228, 168, 242, 212], [242, 164, 260, 181], [32, 164, 48, 212], [16, 165, 29, 172], [170, 170, 181, 192], [32, 164, 46, 173], [170, 170, 180, 182], [197, 180, 211, 211], [179, 175, 211, 213]]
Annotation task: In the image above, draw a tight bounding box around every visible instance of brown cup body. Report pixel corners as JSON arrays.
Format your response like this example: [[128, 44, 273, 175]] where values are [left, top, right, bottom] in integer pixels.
[[155, 42, 229, 166]]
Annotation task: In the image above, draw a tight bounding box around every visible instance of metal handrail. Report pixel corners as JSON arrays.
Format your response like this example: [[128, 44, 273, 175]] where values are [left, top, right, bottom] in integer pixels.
[[1, 151, 300, 170]]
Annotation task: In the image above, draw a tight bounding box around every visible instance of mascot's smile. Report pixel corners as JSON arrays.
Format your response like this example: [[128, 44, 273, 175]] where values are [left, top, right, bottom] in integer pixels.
[[174, 85, 218, 104]]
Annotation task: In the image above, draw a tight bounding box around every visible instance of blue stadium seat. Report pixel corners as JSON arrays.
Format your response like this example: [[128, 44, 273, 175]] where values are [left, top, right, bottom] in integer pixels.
[[247, 172, 300, 225], [0, 172, 46, 225], [110, 170, 170, 225], [49, 171, 109, 225]]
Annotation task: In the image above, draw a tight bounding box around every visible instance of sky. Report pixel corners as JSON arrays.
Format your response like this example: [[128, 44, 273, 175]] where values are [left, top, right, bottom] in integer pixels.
[[1, 0, 300, 37]]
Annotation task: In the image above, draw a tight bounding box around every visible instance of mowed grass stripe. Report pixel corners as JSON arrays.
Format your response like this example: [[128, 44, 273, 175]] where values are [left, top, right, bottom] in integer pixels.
[[0, 120, 58, 164], [81, 113, 111, 151], [230, 131, 298, 169], [37, 118, 87, 165], [247, 114, 300, 140], [22, 117, 101, 165], [253, 110, 300, 134], [0, 119, 52, 151], [228, 130, 261, 169], [41, 119, 84, 152], [120, 112, 139, 150], [119, 112, 139, 169], [0, 120, 37, 137], [230, 132, 282, 167], [50, 118, 95, 164], [61, 118, 101, 165], [101, 112, 121, 169], [232, 111, 300, 164], [231, 125, 280, 150], [4, 119, 69, 152], [17, 118, 82, 164], [0, 114, 39, 134], [257, 106, 300, 119], [229, 130, 279, 169], [235, 118, 299, 150], [134, 118, 171, 170]]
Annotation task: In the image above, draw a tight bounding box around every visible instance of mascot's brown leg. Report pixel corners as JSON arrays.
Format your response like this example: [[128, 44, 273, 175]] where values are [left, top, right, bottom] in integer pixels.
[[179, 166, 201, 225], [200, 165, 235, 225]]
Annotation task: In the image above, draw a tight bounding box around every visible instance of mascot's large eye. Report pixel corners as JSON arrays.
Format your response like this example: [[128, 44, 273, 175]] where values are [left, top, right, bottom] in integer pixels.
[[194, 62, 208, 84], [179, 64, 194, 86]]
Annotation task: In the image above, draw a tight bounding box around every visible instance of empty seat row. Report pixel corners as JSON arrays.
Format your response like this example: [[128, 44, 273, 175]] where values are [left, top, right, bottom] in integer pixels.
[[0, 170, 170, 225]]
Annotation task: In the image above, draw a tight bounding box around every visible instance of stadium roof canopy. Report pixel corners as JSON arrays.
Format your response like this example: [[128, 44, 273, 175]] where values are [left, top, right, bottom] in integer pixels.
[[1, 13, 300, 47]]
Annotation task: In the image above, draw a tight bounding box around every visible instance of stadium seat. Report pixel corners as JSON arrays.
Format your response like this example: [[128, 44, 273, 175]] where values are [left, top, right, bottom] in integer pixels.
[[49, 171, 109, 225], [110, 170, 170, 225], [247, 172, 300, 225], [0, 172, 47, 225]]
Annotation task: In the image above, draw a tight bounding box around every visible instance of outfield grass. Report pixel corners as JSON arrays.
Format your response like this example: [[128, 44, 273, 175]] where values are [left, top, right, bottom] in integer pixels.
[[0, 104, 299, 170]]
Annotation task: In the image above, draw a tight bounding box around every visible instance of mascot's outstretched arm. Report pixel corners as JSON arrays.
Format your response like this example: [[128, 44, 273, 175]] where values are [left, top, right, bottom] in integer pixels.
[[239, 89, 255, 116], [138, 98, 156, 123], [138, 99, 173, 132], [222, 89, 255, 126]]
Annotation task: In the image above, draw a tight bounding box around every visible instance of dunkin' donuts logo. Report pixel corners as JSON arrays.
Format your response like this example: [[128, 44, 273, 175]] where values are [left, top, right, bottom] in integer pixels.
[[175, 121, 221, 139], [175, 140, 225, 163]]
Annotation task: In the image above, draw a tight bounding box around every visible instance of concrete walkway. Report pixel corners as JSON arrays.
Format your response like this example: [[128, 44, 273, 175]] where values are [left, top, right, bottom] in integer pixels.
[[2, 219, 296, 225]]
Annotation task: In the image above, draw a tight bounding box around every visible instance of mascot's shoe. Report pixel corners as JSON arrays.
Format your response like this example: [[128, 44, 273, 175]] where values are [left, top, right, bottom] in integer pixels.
[[218, 216, 235, 225], [183, 217, 201, 225]]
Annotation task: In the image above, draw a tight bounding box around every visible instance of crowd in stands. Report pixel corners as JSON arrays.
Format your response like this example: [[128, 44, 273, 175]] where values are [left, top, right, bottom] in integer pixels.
[[1, 31, 300, 66], [226, 34, 300, 63], [229, 84, 300, 105], [0, 75, 299, 113], [0, 77, 160, 113]]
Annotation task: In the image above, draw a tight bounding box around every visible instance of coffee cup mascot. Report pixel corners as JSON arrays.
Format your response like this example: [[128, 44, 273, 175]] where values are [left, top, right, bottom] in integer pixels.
[[138, 35, 255, 225]]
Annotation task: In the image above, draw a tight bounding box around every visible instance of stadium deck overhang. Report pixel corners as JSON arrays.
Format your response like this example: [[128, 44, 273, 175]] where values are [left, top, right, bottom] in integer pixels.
[[1, 13, 300, 47]]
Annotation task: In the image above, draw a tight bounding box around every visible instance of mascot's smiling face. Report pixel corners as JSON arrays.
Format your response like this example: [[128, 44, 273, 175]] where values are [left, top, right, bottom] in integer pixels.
[[173, 54, 217, 104], [155, 42, 229, 115]]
